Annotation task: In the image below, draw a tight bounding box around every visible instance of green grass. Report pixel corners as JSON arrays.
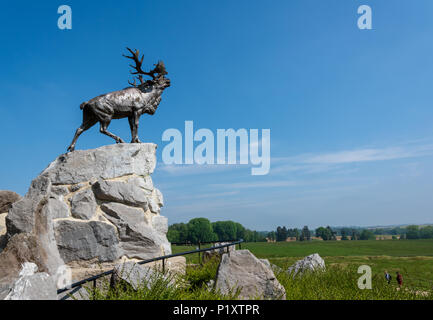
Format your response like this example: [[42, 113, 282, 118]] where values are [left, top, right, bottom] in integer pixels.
[[85, 240, 433, 300], [172, 240, 433, 296], [84, 257, 240, 300], [242, 239, 433, 258], [276, 264, 432, 300]]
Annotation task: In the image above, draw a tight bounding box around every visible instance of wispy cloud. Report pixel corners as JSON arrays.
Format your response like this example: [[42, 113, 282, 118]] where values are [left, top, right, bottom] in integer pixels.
[[303, 145, 433, 165], [210, 180, 298, 189], [170, 190, 240, 201], [271, 142, 433, 175], [157, 163, 245, 176]]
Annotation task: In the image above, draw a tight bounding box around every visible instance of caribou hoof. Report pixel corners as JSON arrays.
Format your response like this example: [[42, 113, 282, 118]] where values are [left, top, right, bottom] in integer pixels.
[[67, 146, 75, 152], [131, 139, 142, 144]]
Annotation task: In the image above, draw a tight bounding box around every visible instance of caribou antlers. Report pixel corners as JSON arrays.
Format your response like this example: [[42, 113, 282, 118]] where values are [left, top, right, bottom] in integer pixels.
[[123, 47, 168, 87]]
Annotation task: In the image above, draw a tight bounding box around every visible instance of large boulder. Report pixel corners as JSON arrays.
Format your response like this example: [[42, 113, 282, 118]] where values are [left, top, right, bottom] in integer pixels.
[[4, 263, 57, 300], [0, 190, 21, 213], [287, 253, 325, 277], [2, 143, 171, 292], [0, 190, 21, 249], [215, 250, 286, 300], [110, 261, 173, 290], [0, 198, 65, 295]]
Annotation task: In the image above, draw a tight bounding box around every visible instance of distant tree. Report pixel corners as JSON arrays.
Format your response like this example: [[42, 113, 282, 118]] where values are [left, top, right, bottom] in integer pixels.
[[351, 229, 360, 240], [405, 225, 420, 239], [420, 226, 433, 239], [299, 226, 311, 241], [267, 231, 276, 241], [276, 226, 288, 242], [212, 221, 237, 241], [234, 222, 246, 240], [315, 227, 327, 240], [359, 229, 375, 240], [341, 229, 349, 240], [287, 228, 299, 240], [326, 226, 336, 240], [316, 226, 336, 240], [187, 218, 217, 243], [167, 223, 189, 242]]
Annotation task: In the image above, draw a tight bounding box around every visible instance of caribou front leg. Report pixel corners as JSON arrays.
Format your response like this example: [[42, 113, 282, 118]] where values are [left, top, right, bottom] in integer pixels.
[[100, 121, 125, 144], [129, 111, 142, 143]]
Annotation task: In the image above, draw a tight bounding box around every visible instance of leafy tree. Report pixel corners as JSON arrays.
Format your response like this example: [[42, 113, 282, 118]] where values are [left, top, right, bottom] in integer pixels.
[[267, 231, 276, 241], [359, 229, 375, 240], [405, 225, 420, 239], [212, 221, 237, 241], [287, 228, 300, 240], [299, 226, 311, 241], [351, 229, 360, 240], [315, 226, 336, 240], [167, 223, 189, 242], [234, 222, 246, 240], [276, 226, 288, 242], [420, 226, 433, 239], [187, 218, 217, 243], [341, 229, 349, 240]]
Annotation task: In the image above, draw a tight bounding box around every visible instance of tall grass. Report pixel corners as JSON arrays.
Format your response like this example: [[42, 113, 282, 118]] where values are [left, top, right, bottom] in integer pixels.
[[83, 257, 240, 300], [275, 264, 432, 300]]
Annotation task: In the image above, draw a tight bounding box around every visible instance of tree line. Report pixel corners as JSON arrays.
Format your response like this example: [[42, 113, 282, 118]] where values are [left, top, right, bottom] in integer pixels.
[[167, 218, 267, 243], [268, 225, 377, 241], [168, 219, 433, 244]]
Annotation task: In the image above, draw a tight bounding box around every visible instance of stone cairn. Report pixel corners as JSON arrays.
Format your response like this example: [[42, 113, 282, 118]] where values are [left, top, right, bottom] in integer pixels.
[[0, 144, 171, 298]]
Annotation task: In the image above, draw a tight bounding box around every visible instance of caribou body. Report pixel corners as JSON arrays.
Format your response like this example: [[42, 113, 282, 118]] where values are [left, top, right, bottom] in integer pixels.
[[67, 48, 170, 152]]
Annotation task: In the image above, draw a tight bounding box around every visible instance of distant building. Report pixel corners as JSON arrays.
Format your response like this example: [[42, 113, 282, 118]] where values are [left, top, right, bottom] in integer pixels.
[[375, 235, 400, 240]]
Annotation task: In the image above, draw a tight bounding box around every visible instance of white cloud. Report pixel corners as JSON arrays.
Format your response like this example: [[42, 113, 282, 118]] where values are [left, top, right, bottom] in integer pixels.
[[271, 142, 433, 174], [210, 180, 298, 189]]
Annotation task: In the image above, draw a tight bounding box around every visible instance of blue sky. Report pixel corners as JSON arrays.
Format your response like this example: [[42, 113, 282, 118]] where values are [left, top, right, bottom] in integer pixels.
[[1, 1, 433, 230]]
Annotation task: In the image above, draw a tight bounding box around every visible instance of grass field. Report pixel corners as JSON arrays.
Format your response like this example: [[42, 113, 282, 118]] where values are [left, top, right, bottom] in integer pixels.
[[172, 240, 433, 295], [90, 240, 433, 300]]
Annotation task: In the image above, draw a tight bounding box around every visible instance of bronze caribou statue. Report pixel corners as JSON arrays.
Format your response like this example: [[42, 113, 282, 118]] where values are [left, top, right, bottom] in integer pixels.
[[67, 48, 170, 152]]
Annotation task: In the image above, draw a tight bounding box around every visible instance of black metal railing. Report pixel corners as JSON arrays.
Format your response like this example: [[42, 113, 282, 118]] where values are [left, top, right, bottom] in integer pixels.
[[57, 239, 244, 297]]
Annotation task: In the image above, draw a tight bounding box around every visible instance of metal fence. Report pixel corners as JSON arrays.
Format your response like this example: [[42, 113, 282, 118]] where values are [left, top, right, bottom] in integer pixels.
[[57, 239, 244, 297]]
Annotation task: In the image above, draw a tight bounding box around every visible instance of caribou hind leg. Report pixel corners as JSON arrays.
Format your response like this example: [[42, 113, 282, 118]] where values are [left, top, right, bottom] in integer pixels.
[[67, 114, 98, 152], [100, 120, 125, 144]]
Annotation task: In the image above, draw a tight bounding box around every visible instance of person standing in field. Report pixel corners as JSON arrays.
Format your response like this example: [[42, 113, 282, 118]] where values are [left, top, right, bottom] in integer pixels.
[[396, 271, 403, 287], [384, 271, 392, 284]]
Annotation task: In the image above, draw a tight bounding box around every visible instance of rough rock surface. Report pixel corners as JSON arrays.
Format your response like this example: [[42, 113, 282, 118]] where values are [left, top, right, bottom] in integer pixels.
[[215, 250, 286, 300], [1, 144, 171, 295], [203, 242, 236, 263], [4, 263, 57, 300], [54, 220, 120, 263], [0, 213, 7, 237], [70, 189, 96, 220], [287, 253, 325, 277], [110, 261, 172, 290], [0, 191, 21, 213], [260, 259, 283, 274], [0, 198, 65, 294]]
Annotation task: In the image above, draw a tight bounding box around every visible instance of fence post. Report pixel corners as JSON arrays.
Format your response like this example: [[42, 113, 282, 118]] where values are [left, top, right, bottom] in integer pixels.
[[239, 241, 242, 250], [162, 258, 165, 273], [198, 242, 201, 265], [92, 279, 97, 300]]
